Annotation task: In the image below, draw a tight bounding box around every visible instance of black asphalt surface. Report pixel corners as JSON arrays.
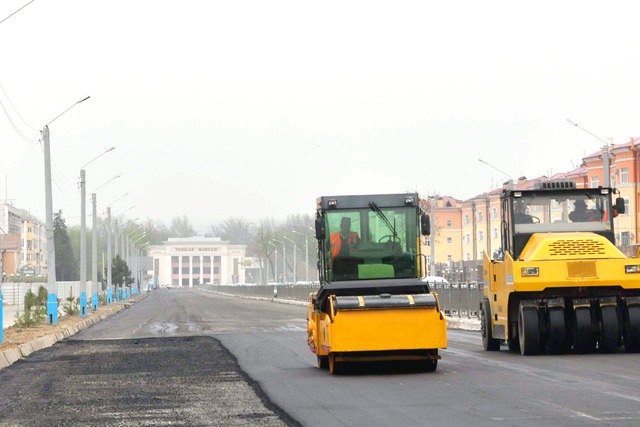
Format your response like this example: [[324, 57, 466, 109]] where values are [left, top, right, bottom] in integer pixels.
[[3, 288, 640, 426]]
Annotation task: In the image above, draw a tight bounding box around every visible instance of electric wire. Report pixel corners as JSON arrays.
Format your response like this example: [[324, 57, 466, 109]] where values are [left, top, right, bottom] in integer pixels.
[[0, 0, 36, 25], [0, 81, 37, 131], [0, 94, 39, 144]]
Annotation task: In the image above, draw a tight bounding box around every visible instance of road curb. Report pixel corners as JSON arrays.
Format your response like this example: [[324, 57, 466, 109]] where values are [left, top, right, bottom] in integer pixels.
[[197, 288, 482, 331], [0, 293, 149, 372]]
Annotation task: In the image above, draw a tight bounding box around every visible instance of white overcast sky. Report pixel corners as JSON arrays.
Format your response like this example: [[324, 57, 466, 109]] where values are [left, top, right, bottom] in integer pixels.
[[0, 1, 639, 230]]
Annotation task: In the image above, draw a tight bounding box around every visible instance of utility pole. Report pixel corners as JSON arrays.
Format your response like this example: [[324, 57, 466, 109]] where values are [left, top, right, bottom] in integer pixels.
[[292, 230, 309, 283], [107, 207, 113, 304], [430, 196, 436, 276], [43, 126, 58, 323], [79, 169, 87, 317], [284, 236, 296, 284], [91, 193, 98, 309]]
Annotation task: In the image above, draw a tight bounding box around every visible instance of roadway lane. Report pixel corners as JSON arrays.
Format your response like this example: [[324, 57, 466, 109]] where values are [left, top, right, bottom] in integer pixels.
[[73, 288, 640, 426]]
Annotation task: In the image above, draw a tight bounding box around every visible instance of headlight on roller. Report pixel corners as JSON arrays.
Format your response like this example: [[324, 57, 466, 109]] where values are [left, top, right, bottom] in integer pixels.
[[521, 267, 539, 276], [625, 265, 640, 273]]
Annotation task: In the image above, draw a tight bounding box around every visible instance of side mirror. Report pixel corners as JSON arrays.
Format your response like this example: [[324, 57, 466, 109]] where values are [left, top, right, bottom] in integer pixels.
[[616, 197, 625, 214], [315, 217, 325, 240], [421, 214, 431, 236]]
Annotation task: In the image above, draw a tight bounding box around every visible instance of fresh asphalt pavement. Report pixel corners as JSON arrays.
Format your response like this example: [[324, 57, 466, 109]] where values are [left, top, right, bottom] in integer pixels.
[[4, 288, 640, 426]]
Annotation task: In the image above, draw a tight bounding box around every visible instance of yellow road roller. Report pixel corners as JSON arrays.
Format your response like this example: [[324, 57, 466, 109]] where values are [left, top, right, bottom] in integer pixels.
[[482, 180, 640, 355], [307, 193, 447, 374]]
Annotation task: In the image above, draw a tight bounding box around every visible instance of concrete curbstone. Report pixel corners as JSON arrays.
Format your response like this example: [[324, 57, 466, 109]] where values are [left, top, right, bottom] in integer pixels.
[[0, 352, 10, 369], [30, 337, 47, 352], [18, 343, 34, 357], [3, 347, 22, 365]]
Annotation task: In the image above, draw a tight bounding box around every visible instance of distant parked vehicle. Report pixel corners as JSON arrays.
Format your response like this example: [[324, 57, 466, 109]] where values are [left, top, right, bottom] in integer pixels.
[[295, 281, 311, 286]]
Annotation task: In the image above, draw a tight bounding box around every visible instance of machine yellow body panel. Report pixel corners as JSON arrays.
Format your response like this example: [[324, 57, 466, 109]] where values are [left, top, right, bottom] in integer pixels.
[[483, 232, 640, 340], [307, 293, 447, 357]]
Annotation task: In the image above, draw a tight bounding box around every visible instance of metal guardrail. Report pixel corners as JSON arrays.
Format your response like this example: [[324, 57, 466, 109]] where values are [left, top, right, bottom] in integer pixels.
[[199, 280, 483, 320]]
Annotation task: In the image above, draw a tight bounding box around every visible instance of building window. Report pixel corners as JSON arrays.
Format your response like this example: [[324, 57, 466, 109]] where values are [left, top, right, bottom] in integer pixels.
[[622, 232, 631, 246], [591, 176, 599, 188], [478, 211, 483, 222], [214, 267, 220, 274], [466, 253, 471, 261], [478, 230, 484, 241], [464, 214, 469, 225], [171, 256, 178, 263], [447, 237, 453, 244], [447, 255, 453, 266], [624, 197, 630, 215], [447, 220, 452, 227], [182, 256, 189, 263], [182, 267, 189, 274], [425, 237, 430, 247], [204, 267, 211, 274], [426, 255, 431, 264], [193, 267, 200, 274], [491, 207, 497, 219], [493, 228, 498, 239], [621, 168, 629, 184], [465, 233, 470, 244], [172, 267, 179, 274]]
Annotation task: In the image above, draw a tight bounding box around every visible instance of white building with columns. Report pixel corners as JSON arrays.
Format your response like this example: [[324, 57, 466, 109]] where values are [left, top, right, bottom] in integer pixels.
[[148, 236, 247, 287]]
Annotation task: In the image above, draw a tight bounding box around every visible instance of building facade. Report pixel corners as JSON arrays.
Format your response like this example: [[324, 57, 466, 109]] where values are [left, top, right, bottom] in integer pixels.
[[149, 236, 247, 287], [21, 220, 46, 276]]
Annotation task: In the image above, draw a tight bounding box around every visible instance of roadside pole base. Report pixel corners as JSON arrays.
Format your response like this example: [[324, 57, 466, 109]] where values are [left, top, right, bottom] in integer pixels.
[[47, 293, 58, 324], [107, 288, 113, 305], [115, 289, 120, 303], [79, 293, 87, 317], [91, 293, 99, 310]]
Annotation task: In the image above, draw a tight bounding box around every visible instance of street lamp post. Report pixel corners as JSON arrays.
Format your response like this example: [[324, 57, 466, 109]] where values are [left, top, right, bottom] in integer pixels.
[[283, 236, 297, 284], [272, 239, 285, 283], [292, 230, 309, 283], [268, 242, 278, 283], [90, 174, 120, 309], [79, 147, 115, 317], [43, 95, 90, 324]]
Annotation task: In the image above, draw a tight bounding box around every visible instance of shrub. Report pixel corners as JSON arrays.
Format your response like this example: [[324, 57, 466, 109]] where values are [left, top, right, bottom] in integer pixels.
[[14, 307, 46, 328], [62, 299, 80, 316], [36, 286, 48, 306]]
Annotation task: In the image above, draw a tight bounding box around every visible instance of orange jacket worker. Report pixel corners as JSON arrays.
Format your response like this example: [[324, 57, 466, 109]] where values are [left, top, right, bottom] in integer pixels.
[[330, 217, 359, 259]]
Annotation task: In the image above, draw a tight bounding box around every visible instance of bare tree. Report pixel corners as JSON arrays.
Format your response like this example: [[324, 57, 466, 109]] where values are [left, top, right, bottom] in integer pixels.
[[170, 215, 195, 237]]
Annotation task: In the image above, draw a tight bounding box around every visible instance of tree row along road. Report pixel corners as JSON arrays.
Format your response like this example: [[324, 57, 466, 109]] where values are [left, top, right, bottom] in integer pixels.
[[2, 288, 640, 426]]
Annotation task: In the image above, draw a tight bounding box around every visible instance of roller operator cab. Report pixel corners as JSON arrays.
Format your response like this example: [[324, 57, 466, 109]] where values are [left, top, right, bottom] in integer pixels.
[[482, 180, 640, 355], [307, 193, 447, 374]]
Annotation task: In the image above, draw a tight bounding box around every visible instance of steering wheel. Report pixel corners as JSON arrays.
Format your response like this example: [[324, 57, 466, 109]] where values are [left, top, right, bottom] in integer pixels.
[[531, 216, 541, 223], [378, 235, 401, 243]]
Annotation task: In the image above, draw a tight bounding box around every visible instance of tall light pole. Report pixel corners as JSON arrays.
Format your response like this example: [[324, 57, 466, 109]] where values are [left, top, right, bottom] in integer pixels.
[[79, 146, 115, 317], [566, 119, 611, 187], [91, 174, 120, 309], [130, 233, 147, 297], [268, 242, 278, 283], [107, 207, 113, 304], [292, 230, 309, 283], [272, 239, 285, 283], [283, 236, 297, 284], [42, 95, 90, 323]]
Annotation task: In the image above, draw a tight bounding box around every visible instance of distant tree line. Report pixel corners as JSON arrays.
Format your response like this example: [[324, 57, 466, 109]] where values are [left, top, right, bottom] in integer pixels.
[[56, 211, 316, 285]]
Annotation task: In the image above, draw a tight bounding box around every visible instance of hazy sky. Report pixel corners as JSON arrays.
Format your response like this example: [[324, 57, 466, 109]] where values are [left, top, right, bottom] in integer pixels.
[[1, 1, 639, 230]]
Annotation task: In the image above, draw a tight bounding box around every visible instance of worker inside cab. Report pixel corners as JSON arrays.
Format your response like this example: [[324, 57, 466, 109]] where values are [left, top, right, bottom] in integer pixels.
[[513, 200, 534, 224], [569, 199, 602, 222], [331, 217, 360, 259]]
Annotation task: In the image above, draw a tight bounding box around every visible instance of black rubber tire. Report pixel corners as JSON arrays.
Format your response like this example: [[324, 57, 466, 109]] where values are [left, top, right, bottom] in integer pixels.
[[421, 359, 438, 372], [481, 300, 500, 351], [572, 307, 595, 353], [518, 304, 539, 355], [507, 337, 520, 353], [546, 307, 566, 355], [624, 306, 640, 353], [599, 306, 619, 353], [317, 355, 329, 369]]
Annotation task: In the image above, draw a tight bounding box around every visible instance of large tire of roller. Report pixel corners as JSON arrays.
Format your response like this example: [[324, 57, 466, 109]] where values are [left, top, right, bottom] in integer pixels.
[[481, 300, 500, 351], [545, 307, 566, 355], [328, 353, 344, 375], [572, 307, 595, 353], [317, 355, 329, 369], [624, 305, 640, 353], [518, 302, 539, 355], [599, 305, 619, 353]]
